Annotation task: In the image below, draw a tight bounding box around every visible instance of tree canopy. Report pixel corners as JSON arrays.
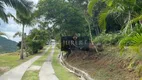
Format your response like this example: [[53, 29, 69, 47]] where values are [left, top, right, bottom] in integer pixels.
[[36, 0, 88, 36]]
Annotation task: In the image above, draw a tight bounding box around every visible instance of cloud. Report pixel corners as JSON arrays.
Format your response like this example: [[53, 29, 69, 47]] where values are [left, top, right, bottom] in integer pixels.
[[0, 17, 33, 42]]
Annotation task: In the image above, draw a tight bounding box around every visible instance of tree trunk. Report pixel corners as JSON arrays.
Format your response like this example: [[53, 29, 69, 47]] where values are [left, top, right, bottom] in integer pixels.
[[84, 13, 98, 53], [20, 24, 25, 59], [128, 11, 133, 32], [84, 15, 93, 43], [24, 39, 28, 57]]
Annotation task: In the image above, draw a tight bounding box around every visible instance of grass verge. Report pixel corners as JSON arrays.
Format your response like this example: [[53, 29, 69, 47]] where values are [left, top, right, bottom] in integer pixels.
[[22, 46, 51, 80], [32, 47, 51, 66], [21, 70, 39, 80], [0, 51, 37, 75], [52, 47, 79, 80]]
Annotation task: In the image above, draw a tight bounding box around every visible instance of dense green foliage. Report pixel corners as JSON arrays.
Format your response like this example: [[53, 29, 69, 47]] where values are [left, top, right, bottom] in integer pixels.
[[119, 24, 142, 53], [25, 28, 49, 54], [94, 32, 123, 45], [88, 0, 142, 33], [0, 36, 17, 53], [36, 0, 89, 37]]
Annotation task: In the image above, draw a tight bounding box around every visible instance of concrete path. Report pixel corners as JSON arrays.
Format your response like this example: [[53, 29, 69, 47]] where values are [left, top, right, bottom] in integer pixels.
[[39, 45, 59, 80], [0, 46, 50, 80]]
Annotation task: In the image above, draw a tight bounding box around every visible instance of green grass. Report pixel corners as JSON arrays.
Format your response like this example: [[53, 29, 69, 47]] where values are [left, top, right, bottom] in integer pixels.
[[21, 70, 39, 80], [0, 52, 36, 75], [33, 47, 51, 66], [22, 46, 51, 80], [52, 47, 79, 80]]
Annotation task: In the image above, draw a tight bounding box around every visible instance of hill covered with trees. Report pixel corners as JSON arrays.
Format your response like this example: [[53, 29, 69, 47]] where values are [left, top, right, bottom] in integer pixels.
[[0, 36, 17, 53]]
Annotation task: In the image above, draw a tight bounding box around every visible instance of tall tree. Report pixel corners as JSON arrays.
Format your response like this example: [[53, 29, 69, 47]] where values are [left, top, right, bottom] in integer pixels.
[[19, 13, 34, 59], [9, 11, 34, 59], [36, 0, 88, 37], [68, 0, 102, 42]]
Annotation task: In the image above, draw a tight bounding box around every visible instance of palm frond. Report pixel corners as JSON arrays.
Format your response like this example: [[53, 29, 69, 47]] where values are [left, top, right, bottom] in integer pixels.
[[0, 2, 8, 22], [17, 0, 33, 16], [13, 32, 22, 38], [87, 0, 98, 16], [16, 11, 35, 27], [2, 0, 33, 16], [105, 0, 113, 7], [123, 15, 142, 34], [98, 9, 110, 30], [7, 13, 21, 24], [119, 34, 142, 55]]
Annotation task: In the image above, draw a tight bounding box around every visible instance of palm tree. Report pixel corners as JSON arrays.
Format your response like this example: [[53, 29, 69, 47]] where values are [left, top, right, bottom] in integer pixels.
[[9, 11, 34, 59], [13, 31, 30, 57], [0, 0, 33, 23], [19, 14, 34, 59]]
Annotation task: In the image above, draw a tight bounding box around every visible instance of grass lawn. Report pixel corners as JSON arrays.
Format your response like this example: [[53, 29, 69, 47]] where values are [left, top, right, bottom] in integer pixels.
[[0, 51, 36, 75], [22, 46, 51, 80], [21, 70, 39, 80], [52, 47, 79, 80]]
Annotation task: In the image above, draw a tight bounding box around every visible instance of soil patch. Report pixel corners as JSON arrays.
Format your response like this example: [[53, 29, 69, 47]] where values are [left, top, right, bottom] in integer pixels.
[[65, 46, 141, 80]]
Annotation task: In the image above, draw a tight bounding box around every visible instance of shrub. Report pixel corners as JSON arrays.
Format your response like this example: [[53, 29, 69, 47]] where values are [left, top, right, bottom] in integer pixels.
[[93, 32, 123, 45]]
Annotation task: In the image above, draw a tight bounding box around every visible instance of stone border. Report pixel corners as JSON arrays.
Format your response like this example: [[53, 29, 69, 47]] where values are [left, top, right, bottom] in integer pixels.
[[59, 52, 94, 80]]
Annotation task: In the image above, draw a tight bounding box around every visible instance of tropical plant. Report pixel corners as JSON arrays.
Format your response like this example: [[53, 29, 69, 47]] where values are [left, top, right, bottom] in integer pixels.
[[118, 23, 142, 77], [0, 0, 33, 23], [8, 10, 34, 59], [119, 24, 142, 53]]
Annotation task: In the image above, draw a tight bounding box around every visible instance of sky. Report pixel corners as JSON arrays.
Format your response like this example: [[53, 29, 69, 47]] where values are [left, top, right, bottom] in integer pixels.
[[0, 0, 39, 42]]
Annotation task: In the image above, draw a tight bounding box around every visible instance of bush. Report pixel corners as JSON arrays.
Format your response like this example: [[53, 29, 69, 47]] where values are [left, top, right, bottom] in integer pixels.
[[24, 28, 49, 55], [27, 40, 44, 54], [93, 32, 123, 45]]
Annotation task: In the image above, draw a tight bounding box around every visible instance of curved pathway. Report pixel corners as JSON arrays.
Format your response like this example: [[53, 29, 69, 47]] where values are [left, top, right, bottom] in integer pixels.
[[0, 46, 50, 80], [39, 45, 59, 80]]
